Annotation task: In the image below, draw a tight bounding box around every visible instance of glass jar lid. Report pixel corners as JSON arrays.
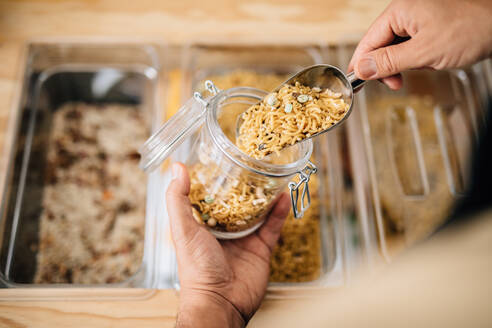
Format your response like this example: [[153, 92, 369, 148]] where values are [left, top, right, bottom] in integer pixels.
[[138, 92, 208, 172]]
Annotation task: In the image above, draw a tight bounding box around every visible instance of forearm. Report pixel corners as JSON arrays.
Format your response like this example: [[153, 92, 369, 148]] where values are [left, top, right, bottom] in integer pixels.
[[177, 290, 246, 328]]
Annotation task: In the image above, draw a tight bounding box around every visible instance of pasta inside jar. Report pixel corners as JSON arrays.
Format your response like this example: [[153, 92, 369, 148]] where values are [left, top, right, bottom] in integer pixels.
[[189, 162, 279, 233], [189, 87, 314, 238]]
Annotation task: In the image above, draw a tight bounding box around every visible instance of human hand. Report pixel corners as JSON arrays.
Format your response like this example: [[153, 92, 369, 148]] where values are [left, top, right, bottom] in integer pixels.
[[349, 0, 492, 90], [166, 162, 290, 328]]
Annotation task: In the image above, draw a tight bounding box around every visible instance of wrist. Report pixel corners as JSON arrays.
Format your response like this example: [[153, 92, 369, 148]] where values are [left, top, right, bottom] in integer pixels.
[[177, 289, 245, 328]]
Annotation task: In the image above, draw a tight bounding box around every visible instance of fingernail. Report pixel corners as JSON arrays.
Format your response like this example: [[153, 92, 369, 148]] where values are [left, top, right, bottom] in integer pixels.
[[357, 57, 377, 79], [172, 163, 181, 180]]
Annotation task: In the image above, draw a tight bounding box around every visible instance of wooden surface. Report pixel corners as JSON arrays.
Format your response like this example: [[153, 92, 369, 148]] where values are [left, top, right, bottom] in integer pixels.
[[0, 0, 389, 326]]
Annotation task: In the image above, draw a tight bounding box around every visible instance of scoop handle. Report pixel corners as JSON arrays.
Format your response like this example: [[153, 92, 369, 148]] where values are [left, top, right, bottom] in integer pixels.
[[347, 71, 366, 92]]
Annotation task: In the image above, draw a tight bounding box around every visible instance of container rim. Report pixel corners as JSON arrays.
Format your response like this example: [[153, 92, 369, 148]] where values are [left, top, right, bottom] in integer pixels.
[[206, 86, 314, 178], [0, 57, 161, 290]]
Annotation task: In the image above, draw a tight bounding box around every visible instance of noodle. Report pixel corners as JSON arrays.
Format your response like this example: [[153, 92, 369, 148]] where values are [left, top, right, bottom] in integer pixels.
[[237, 82, 350, 159], [188, 163, 278, 232]]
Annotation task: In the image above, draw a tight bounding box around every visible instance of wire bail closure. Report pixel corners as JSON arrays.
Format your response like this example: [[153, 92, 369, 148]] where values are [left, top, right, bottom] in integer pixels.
[[289, 161, 317, 218], [193, 80, 220, 106], [205, 80, 220, 95]]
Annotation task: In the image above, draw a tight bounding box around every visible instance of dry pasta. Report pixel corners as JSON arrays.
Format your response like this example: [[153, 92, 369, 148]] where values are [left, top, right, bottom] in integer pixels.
[[188, 163, 278, 232], [237, 82, 350, 159]]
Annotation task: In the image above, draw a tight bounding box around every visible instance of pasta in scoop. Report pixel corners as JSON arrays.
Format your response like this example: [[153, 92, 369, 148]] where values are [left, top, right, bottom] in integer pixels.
[[237, 82, 350, 159]]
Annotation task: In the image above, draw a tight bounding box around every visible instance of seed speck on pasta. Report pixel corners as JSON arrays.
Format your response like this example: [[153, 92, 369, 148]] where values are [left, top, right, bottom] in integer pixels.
[[237, 82, 350, 159]]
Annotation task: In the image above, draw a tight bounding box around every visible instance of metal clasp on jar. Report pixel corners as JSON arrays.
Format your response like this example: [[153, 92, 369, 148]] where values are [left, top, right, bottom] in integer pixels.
[[193, 80, 221, 106], [289, 161, 317, 219]]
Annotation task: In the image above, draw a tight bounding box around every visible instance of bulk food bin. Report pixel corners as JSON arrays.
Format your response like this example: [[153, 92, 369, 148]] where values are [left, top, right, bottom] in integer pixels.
[[0, 42, 170, 300], [333, 44, 490, 261]]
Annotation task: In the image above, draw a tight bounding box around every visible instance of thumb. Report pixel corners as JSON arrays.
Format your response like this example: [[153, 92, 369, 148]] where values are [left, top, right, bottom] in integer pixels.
[[355, 38, 423, 80], [166, 162, 201, 247]]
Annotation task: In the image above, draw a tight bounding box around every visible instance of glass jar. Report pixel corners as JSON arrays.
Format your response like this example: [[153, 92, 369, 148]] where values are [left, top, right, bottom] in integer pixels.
[[139, 81, 317, 239]]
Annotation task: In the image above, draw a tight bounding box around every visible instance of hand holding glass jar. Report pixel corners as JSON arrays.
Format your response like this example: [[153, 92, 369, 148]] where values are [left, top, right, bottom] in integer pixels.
[[167, 162, 291, 326], [139, 83, 317, 239]]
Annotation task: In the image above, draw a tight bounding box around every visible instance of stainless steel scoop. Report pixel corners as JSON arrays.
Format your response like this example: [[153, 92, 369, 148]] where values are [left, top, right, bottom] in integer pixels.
[[235, 64, 366, 139]]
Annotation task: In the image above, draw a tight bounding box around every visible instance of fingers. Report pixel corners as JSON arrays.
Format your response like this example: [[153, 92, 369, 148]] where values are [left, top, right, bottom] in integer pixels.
[[166, 162, 200, 247], [380, 73, 403, 90], [256, 193, 290, 252], [348, 1, 420, 90], [355, 38, 423, 80], [348, 7, 395, 72]]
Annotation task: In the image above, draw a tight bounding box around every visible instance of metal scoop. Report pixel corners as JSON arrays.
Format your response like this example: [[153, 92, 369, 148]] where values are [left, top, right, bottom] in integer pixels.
[[235, 64, 366, 139]]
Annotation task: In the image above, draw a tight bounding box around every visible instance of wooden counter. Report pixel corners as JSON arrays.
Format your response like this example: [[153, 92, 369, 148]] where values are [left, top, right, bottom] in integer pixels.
[[0, 1, 389, 326]]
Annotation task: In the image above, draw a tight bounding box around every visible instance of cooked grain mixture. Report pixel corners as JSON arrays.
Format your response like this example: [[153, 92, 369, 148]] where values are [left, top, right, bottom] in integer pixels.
[[34, 103, 148, 284], [237, 82, 350, 159]]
